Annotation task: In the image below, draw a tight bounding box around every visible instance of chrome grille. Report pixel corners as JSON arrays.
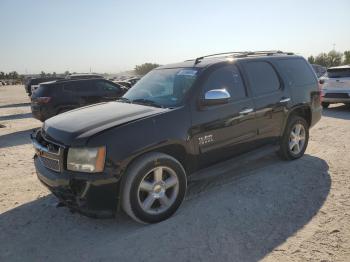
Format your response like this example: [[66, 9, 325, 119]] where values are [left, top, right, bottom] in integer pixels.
[[32, 129, 63, 172], [39, 156, 60, 172]]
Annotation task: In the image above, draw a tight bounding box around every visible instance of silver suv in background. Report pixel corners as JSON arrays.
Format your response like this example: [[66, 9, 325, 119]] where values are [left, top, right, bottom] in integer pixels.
[[320, 65, 350, 108]]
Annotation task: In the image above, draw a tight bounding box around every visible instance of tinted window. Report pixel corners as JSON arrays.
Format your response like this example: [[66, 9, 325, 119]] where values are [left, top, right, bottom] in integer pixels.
[[63, 82, 76, 92], [63, 81, 95, 92], [76, 81, 95, 92], [327, 68, 350, 78], [276, 58, 316, 86], [202, 65, 246, 100], [244, 61, 280, 95], [96, 80, 121, 92]]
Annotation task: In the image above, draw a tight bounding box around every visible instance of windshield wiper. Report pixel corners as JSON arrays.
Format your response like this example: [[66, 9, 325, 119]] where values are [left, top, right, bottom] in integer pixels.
[[132, 99, 163, 108]]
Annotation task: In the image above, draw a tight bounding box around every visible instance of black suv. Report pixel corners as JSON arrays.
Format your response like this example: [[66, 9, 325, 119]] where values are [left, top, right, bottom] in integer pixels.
[[32, 51, 322, 223], [25, 77, 63, 96], [31, 78, 127, 121]]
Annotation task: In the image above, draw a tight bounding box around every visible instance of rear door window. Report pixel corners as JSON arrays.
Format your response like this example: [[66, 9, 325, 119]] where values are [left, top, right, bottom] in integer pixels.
[[95, 80, 121, 93], [276, 58, 316, 87], [202, 64, 247, 101], [243, 61, 281, 96]]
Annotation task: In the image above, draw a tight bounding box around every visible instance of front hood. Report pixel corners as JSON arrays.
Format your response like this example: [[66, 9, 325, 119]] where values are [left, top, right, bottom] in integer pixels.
[[43, 102, 167, 146]]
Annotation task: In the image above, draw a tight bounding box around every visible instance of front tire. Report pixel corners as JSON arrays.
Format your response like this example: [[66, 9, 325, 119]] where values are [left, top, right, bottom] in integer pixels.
[[278, 116, 309, 160], [121, 152, 187, 224]]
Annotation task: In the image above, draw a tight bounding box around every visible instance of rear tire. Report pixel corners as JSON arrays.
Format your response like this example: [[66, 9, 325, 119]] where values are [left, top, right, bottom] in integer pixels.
[[322, 102, 330, 109], [278, 116, 309, 160], [121, 152, 187, 224]]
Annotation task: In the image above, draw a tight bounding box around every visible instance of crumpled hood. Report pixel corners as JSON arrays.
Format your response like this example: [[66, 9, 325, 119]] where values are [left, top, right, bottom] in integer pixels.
[[43, 102, 166, 146]]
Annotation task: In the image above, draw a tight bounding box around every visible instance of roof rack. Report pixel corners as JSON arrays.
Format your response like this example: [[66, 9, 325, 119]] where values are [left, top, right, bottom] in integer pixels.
[[191, 50, 295, 65]]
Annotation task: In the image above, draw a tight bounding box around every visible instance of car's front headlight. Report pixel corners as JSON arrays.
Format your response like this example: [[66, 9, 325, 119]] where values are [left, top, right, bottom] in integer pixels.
[[67, 146, 106, 173]]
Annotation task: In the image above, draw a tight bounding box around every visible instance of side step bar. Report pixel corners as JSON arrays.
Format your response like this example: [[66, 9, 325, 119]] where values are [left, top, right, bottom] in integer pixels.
[[189, 145, 280, 182]]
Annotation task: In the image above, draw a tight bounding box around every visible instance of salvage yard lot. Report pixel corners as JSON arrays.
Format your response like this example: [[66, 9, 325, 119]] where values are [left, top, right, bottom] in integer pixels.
[[0, 85, 349, 262]]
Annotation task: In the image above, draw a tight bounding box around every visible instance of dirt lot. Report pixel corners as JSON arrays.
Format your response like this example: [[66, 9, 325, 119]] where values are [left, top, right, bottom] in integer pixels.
[[0, 85, 349, 262]]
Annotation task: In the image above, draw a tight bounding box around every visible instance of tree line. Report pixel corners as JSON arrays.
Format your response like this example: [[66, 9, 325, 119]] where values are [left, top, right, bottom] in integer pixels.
[[308, 50, 350, 68], [0, 71, 22, 80]]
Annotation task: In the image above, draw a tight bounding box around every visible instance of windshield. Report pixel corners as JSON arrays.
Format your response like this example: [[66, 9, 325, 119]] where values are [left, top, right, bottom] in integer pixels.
[[123, 68, 198, 108], [327, 68, 350, 78]]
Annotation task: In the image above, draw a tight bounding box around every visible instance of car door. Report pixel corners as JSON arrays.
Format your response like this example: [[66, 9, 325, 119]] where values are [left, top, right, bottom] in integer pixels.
[[95, 80, 123, 101], [190, 64, 257, 168], [240, 60, 291, 145], [75, 80, 102, 106]]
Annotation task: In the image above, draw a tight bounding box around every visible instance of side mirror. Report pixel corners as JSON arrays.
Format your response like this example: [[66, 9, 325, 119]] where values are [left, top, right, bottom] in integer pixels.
[[201, 89, 231, 106], [319, 79, 325, 85]]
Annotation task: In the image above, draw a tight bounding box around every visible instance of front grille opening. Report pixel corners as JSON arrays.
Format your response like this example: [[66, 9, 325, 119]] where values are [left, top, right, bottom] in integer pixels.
[[39, 156, 60, 172]]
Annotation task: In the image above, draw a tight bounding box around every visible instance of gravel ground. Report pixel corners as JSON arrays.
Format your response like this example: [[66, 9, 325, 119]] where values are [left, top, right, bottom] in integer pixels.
[[0, 85, 349, 262]]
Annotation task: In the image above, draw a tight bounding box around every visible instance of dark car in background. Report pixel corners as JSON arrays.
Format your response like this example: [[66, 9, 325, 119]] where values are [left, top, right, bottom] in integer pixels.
[[65, 73, 104, 80], [126, 77, 141, 86], [113, 80, 132, 89], [32, 51, 322, 223], [311, 64, 327, 78], [31, 78, 127, 121], [25, 77, 63, 96]]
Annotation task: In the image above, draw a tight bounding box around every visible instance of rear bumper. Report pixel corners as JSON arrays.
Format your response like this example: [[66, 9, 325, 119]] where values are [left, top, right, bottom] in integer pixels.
[[322, 89, 350, 103], [34, 156, 121, 218], [31, 105, 54, 121], [322, 97, 350, 103]]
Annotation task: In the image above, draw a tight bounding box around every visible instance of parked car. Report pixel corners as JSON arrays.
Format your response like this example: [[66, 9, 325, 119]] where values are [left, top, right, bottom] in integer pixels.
[[311, 64, 327, 78], [31, 78, 127, 121], [113, 80, 132, 89], [32, 51, 321, 223], [65, 73, 104, 80], [319, 65, 350, 108], [25, 77, 63, 96], [126, 77, 141, 86]]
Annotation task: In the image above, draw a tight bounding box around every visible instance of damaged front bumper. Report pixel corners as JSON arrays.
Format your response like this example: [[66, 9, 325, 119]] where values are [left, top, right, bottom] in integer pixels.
[[32, 129, 121, 218]]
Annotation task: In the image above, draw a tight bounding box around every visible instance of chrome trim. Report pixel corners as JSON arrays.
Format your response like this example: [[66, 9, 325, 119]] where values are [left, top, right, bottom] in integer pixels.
[[204, 89, 231, 100], [239, 108, 254, 115], [279, 97, 291, 103], [32, 139, 60, 156]]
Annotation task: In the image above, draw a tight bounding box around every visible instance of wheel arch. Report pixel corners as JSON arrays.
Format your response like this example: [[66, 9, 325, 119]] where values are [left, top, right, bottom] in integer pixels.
[[118, 142, 194, 180], [282, 104, 312, 133]]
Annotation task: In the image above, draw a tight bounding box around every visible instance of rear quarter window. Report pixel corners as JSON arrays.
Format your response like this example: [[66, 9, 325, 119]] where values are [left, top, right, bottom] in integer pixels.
[[276, 58, 316, 87]]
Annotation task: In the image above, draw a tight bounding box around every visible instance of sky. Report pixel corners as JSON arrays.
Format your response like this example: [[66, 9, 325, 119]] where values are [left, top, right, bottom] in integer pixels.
[[0, 0, 349, 74]]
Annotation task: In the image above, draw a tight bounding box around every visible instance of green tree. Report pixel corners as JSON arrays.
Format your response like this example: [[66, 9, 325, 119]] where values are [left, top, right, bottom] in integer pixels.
[[314, 53, 328, 67], [308, 56, 315, 64], [40, 71, 46, 78], [0, 72, 4, 79], [327, 50, 343, 67], [344, 51, 350, 65], [64, 70, 70, 76], [52, 72, 57, 77], [134, 63, 160, 75], [9, 71, 18, 79]]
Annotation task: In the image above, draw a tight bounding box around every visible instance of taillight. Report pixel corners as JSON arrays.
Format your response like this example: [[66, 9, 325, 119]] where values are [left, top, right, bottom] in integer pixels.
[[318, 83, 324, 102], [36, 97, 52, 104]]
